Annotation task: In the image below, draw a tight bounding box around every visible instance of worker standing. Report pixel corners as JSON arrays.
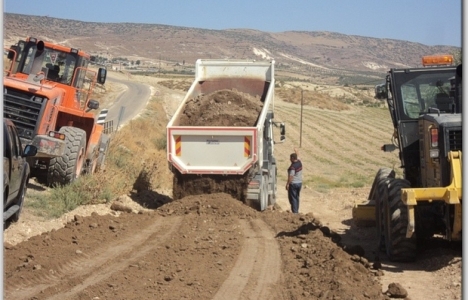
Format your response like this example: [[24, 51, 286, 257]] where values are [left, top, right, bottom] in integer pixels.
[[286, 148, 302, 213]]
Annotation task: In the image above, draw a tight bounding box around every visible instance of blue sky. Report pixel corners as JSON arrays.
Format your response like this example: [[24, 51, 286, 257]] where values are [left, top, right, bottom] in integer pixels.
[[3, 0, 462, 47]]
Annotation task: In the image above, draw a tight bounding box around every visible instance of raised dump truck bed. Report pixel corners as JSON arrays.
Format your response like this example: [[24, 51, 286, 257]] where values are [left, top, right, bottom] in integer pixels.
[[167, 59, 284, 210]]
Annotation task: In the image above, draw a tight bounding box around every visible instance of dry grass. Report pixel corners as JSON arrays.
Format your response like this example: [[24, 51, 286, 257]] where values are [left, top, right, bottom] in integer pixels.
[[99, 90, 172, 195], [157, 79, 192, 91], [27, 79, 173, 218]]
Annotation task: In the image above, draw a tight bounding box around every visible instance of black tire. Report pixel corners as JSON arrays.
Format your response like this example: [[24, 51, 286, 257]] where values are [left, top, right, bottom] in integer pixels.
[[11, 173, 29, 223], [260, 175, 268, 211], [369, 168, 395, 204], [372, 168, 395, 250], [268, 165, 277, 206], [382, 178, 417, 262], [47, 127, 87, 186]]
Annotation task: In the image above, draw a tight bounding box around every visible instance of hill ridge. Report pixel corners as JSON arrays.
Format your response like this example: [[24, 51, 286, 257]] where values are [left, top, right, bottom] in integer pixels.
[[4, 12, 460, 83]]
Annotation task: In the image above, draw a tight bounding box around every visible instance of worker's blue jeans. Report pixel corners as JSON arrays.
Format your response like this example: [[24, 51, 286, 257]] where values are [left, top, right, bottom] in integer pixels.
[[288, 183, 302, 213]]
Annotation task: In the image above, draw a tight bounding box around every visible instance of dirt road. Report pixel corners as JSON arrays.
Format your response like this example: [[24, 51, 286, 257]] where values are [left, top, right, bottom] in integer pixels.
[[4, 194, 386, 300], [3, 73, 462, 300]]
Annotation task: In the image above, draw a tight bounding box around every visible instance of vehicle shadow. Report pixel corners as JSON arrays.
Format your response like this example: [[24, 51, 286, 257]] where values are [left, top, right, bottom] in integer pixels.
[[338, 217, 462, 272], [27, 180, 47, 192], [126, 169, 174, 209], [128, 189, 173, 210], [4, 220, 13, 230], [275, 221, 322, 238]]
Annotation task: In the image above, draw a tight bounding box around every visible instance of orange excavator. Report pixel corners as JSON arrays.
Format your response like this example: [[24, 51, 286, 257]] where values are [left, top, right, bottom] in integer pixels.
[[4, 37, 111, 186]]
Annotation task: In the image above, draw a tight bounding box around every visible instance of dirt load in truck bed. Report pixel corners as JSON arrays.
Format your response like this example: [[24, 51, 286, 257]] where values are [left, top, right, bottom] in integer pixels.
[[178, 89, 263, 126], [173, 89, 265, 201]]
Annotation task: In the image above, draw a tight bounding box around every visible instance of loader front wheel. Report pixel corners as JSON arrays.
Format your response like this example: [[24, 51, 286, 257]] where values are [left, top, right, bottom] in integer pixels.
[[47, 127, 87, 186], [382, 178, 417, 262], [373, 168, 395, 251]]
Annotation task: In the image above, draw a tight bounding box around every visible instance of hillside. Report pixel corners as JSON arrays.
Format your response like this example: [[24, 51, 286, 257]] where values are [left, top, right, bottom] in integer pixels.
[[3, 13, 460, 85]]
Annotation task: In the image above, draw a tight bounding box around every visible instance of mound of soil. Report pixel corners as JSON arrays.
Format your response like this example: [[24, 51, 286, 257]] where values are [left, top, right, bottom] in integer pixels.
[[179, 89, 263, 126], [4, 193, 386, 299]]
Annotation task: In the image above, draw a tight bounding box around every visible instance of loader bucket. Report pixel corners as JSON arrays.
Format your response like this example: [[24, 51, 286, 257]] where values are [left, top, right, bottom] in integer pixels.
[[352, 199, 376, 227]]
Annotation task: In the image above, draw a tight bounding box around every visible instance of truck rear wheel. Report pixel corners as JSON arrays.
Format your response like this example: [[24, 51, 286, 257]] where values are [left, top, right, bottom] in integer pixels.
[[260, 175, 268, 211], [268, 165, 277, 206], [245, 174, 268, 211], [47, 127, 87, 186], [382, 178, 417, 262]]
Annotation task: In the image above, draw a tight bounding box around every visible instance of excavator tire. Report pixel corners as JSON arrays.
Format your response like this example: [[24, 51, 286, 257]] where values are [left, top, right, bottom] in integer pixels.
[[381, 178, 417, 262], [47, 127, 87, 186]]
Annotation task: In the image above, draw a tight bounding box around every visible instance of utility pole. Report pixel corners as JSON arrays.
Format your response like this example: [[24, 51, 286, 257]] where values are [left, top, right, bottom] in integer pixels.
[[300, 89, 303, 148]]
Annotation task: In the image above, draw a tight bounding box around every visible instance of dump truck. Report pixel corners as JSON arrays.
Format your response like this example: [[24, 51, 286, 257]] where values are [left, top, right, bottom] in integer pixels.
[[352, 55, 462, 262], [167, 59, 285, 211], [4, 37, 111, 186]]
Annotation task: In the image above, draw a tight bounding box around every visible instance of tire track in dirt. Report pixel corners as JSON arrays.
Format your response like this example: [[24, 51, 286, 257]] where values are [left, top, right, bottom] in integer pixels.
[[212, 218, 282, 300], [5, 216, 183, 300]]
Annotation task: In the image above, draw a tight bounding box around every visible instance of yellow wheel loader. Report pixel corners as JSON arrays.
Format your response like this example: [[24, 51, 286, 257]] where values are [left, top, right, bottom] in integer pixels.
[[353, 56, 462, 262]]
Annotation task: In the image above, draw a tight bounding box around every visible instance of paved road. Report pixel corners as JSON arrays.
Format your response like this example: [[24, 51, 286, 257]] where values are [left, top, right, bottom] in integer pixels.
[[104, 74, 151, 130]]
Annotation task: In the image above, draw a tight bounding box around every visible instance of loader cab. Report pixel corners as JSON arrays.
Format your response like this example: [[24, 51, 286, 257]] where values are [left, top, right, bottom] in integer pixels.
[[6, 37, 107, 111], [384, 67, 457, 121], [377, 59, 457, 187], [6, 37, 107, 89], [8, 38, 78, 85]]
